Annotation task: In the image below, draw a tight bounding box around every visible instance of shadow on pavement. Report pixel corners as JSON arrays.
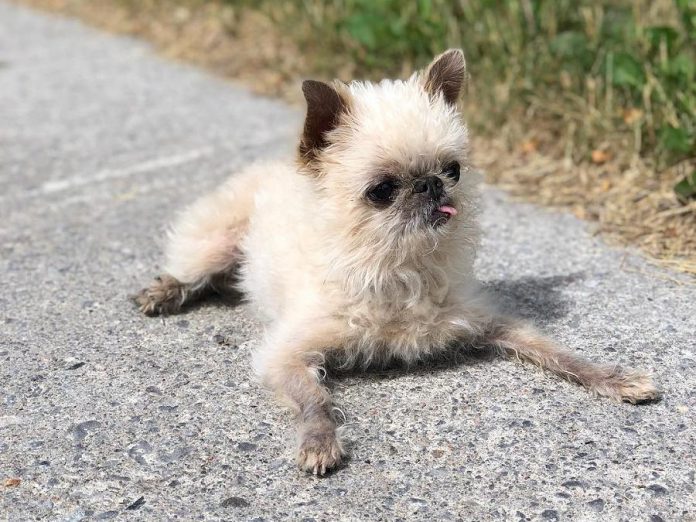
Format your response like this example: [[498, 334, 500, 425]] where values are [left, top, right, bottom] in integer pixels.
[[485, 272, 585, 326]]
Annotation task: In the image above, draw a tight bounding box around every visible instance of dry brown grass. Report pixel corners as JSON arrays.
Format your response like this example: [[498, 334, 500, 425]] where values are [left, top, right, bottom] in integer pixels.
[[20, 0, 307, 101], [18, 0, 696, 277], [476, 137, 696, 275]]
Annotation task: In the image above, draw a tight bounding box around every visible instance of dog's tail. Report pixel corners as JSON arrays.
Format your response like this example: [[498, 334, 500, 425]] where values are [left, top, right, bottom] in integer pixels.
[[487, 318, 661, 403]]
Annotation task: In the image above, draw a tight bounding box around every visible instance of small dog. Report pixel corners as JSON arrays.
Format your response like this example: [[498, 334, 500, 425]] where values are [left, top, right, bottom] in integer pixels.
[[135, 49, 660, 475]]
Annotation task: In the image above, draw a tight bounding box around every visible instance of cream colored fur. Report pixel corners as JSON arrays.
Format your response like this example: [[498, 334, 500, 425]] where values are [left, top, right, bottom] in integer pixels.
[[135, 50, 660, 475]]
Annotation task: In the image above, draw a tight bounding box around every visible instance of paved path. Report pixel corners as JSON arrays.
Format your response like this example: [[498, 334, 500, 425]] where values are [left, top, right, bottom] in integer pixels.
[[1, 2, 694, 520]]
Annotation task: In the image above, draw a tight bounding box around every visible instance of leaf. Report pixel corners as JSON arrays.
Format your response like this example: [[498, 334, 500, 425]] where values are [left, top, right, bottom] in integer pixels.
[[645, 26, 680, 55], [674, 170, 696, 203], [550, 31, 589, 59], [3, 478, 21, 487], [591, 149, 611, 164], [519, 139, 538, 154], [668, 52, 696, 81], [674, 0, 696, 35], [418, 0, 432, 18], [622, 108, 643, 125], [345, 13, 378, 49], [660, 125, 694, 155], [611, 52, 645, 88]]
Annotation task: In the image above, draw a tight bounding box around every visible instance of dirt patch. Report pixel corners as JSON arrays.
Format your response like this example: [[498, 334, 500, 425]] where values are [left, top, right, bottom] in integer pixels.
[[17, 0, 695, 276]]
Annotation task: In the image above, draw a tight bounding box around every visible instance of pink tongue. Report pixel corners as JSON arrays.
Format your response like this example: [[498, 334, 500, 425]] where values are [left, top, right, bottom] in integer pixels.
[[438, 205, 458, 217]]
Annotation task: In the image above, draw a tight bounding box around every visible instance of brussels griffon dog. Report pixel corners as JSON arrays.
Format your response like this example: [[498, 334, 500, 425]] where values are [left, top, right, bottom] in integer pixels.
[[135, 50, 660, 475]]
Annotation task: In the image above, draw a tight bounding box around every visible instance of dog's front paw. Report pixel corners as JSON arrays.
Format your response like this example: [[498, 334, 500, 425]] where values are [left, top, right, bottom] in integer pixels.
[[297, 428, 345, 476], [132, 275, 187, 317]]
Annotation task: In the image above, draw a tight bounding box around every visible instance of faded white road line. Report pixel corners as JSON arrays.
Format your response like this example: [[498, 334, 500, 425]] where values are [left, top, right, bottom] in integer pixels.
[[2, 147, 212, 203]]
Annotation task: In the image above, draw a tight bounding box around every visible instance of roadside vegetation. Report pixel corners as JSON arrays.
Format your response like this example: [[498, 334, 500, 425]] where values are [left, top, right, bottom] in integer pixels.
[[21, 0, 696, 275]]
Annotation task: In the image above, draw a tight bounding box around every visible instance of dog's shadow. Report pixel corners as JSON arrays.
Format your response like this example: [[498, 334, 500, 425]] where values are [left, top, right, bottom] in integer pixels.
[[331, 272, 584, 383], [485, 272, 583, 327]]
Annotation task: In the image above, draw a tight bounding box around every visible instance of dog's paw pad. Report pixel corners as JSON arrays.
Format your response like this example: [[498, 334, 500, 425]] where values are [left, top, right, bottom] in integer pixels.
[[297, 429, 344, 476]]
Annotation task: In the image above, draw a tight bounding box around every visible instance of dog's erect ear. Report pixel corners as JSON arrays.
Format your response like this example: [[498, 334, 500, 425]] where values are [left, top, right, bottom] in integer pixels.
[[299, 80, 347, 165], [423, 49, 466, 106]]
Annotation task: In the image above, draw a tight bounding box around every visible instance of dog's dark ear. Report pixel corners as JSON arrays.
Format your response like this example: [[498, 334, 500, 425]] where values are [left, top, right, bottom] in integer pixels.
[[423, 49, 466, 106], [299, 80, 347, 165]]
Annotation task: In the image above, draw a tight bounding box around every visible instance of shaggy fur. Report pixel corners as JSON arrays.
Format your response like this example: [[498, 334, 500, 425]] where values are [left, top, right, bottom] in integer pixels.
[[134, 50, 660, 475]]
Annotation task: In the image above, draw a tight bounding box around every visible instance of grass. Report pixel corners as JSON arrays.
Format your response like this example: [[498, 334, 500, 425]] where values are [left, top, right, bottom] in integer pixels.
[[18, 0, 696, 275], [245, 0, 695, 171]]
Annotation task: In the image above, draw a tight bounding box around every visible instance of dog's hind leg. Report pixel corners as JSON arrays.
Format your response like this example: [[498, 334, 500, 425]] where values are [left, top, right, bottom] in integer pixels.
[[134, 169, 262, 316], [486, 318, 661, 404]]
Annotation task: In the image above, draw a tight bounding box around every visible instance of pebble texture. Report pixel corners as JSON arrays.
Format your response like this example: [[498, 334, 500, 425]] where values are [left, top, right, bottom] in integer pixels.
[[1, 2, 694, 520]]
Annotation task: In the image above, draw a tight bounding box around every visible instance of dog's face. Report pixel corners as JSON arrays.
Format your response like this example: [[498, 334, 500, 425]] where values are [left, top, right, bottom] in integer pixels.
[[357, 154, 463, 232], [298, 50, 473, 252]]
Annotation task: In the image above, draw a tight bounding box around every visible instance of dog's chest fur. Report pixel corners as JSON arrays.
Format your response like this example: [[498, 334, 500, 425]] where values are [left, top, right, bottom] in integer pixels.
[[329, 265, 467, 363], [239, 163, 479, 364]]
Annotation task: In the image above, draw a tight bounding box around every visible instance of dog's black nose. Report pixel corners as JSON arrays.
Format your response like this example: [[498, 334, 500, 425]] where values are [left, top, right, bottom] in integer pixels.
[[413, 176, 444, 198]]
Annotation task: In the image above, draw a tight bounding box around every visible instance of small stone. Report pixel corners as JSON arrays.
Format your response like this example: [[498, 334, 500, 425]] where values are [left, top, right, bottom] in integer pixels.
[[128, 440, 153, 465], [221, 496, 250, 508], [237, 442, 257, 452], [125, 496, 145, 510], [647, 484, 668, 496], [587, 499, 605, 512], [541, 509, 559, 520], [157, 446, 191, 463], [72, 420, 101, 442]]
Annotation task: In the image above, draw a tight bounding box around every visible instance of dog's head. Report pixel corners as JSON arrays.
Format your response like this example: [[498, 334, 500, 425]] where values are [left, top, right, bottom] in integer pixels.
[[298, 49, 477, 262]]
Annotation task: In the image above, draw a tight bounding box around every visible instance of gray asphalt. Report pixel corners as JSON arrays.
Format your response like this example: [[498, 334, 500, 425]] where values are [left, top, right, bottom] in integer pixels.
[[1, 2, 694, 521]]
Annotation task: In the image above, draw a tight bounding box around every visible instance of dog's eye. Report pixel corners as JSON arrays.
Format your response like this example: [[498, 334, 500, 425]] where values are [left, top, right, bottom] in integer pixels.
[[443, 161, 460, 183], [366, 180, 398, 205]]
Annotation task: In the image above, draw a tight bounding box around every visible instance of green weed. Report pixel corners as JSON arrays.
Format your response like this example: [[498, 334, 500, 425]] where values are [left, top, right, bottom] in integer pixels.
[[237, 0, 695, 196]]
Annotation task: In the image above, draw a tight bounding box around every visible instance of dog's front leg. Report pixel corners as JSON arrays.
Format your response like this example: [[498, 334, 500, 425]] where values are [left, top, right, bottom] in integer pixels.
[[255, 319, 346, 475]]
